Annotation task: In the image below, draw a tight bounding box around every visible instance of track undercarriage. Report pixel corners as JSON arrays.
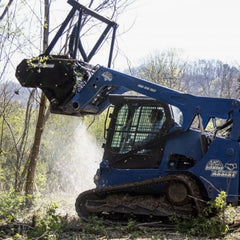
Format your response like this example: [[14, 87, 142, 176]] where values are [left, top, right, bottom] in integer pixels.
[[75, 175, 206, 223]]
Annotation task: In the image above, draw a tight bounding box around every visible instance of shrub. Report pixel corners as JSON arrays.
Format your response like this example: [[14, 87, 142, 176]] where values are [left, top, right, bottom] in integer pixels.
[[29, 203, 63, 238], [0, 191, 27, 224], [174, 191, 234, 237]]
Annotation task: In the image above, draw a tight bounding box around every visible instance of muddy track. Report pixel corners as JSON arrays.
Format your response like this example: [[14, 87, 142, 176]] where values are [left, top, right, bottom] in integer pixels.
[[75, 174, 206, 223]]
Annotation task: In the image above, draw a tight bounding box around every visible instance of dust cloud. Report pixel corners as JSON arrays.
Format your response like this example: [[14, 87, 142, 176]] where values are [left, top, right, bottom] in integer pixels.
[[43, 118, 104, 216], [53, 121, 103, 194]]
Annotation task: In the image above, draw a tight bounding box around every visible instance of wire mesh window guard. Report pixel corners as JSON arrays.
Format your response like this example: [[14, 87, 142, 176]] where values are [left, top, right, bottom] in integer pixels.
[[111, 104, 166, 154]]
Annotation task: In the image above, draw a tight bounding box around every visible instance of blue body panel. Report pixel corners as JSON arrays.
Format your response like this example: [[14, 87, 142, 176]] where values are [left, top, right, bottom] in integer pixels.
[[96, 126, 240, 203], [190, 138, 239, 202], [66, 66, 240, 203]]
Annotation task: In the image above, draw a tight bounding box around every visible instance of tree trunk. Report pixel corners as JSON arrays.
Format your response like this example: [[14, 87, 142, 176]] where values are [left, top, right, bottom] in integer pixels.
[[25, 0, 49, 199], [25, 93, 47, 196]]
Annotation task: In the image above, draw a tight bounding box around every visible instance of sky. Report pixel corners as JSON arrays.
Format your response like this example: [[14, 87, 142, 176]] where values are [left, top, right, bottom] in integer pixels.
[[114, 0, 240, 68], [4, 0, 240, 77]]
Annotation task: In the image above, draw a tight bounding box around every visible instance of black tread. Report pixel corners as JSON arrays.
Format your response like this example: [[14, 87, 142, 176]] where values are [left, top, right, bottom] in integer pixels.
[[75, 174, 206, 223]]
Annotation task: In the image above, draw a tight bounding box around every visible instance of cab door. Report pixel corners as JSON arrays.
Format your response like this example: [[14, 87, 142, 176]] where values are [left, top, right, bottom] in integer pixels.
[[104, 98, 173, 169]]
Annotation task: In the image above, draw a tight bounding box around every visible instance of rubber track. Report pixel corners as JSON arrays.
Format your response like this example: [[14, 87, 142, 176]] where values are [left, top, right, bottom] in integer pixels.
[[75, 174, 205, 222]]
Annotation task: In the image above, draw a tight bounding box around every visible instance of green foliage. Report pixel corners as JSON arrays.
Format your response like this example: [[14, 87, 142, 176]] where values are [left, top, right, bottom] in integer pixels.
[[0, 191, 27, 224], [84, 111, 108, 144], [206, 190, 227, 213], [26, 55, 49, 68], [82, 216, 107, 236], [0, 95, 37, 192], [35, 161, 48, 193], [126, 219, 138, 232], [0, 197, 68, 239], [124, 219, 144, 238], [174, 191, 234, 238], [29, 203, 63, 238]]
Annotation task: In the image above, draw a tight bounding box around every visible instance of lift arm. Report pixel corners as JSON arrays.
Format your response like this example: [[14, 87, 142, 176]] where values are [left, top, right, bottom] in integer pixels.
[[16, 58, 240, 137], [61, 64, 240, 131]]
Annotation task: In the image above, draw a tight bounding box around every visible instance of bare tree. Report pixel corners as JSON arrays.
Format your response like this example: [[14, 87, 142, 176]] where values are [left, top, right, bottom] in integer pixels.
[[25, 0, 50, 198], [0, 0, 49, 194], [184, 59, 239, 98], [132, 49, 187, 91], [0, 83, 36, 192], [0, 0, 15, 20]]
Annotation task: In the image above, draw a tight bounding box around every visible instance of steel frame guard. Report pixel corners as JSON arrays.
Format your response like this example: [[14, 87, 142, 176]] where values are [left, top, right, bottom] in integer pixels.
[[44, 0, 118, 68]]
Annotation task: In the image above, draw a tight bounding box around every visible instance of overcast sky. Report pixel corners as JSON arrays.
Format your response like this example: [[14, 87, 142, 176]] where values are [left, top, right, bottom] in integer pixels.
[[114, 0, 240, 68]]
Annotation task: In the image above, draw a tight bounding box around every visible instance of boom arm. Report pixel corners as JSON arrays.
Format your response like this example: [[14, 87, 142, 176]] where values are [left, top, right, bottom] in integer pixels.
[[63, 64, 240, 133], [16, 58, 240, 139]]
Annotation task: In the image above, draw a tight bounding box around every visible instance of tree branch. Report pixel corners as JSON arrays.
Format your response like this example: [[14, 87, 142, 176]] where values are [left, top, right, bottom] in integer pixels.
[[0, 0, 14, 20]]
